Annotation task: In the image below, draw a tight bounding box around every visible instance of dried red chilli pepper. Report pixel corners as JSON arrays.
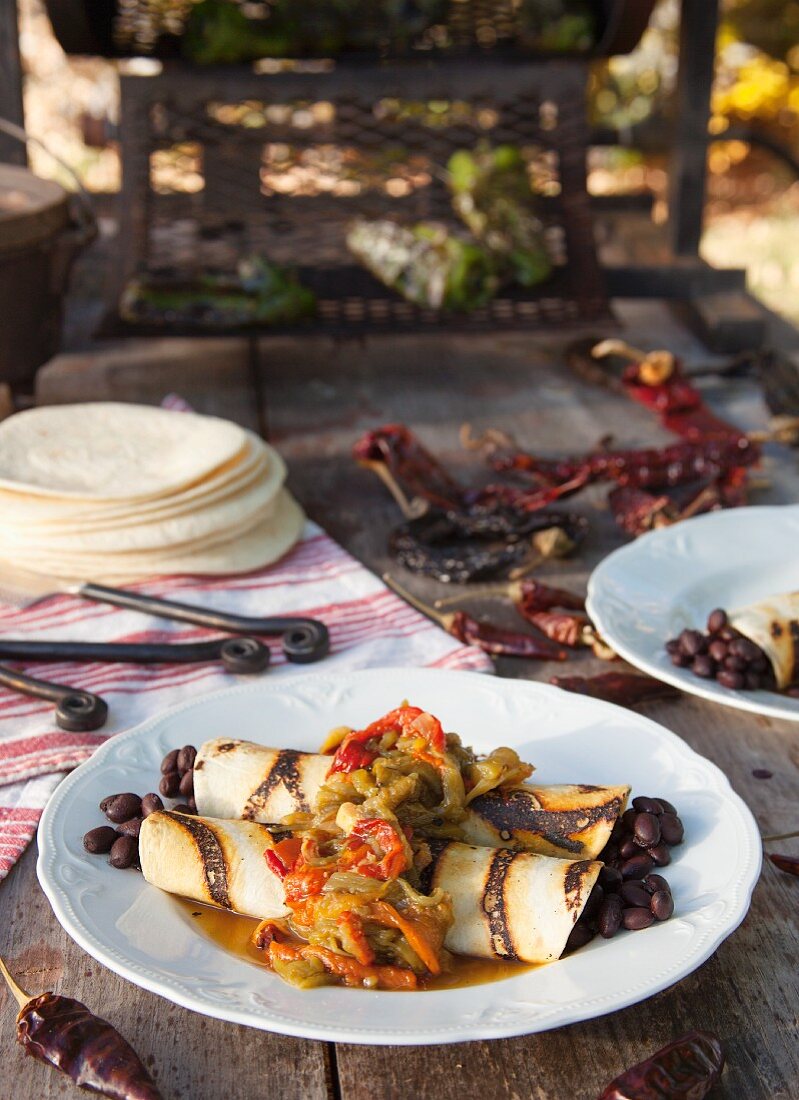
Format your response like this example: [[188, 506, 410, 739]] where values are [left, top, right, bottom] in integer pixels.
[[0, 958, 162, 1100], [353, 424, 467, 514], [550, 672, 680, 709], [384, 575, 568, 661], [597, 1029, 724, 1099], [524, 609, 591, 648], [769, 853, 799, 877]]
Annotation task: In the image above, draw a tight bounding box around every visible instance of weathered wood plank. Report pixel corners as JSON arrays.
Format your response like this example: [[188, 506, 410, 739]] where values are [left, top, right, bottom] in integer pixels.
[[0, 845, 333, 1100]]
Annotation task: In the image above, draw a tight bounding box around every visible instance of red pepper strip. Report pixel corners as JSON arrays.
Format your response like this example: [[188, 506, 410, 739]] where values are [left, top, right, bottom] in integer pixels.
[[550, 672, 680, 709], [523, 610, 589, 648], [353, 424, 466, 512], [351, 818, 409, 880], [608, 485, 676, 536], [263, 836, 303, 881], [329, 705, 447, 775], [451, 611, 569, 661], [517, 579, 585, 613], [16, 993, 163, 1100], [769, 853, 799, 877], [598, 1029, 724, 1100], [327, 738, 379, 775], [622, 361, 746, 444]]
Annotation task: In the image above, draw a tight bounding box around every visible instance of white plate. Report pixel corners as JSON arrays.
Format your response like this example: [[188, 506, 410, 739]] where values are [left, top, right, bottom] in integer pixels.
[[37, 668, 761, 1045], [587, 504, 799, 722]]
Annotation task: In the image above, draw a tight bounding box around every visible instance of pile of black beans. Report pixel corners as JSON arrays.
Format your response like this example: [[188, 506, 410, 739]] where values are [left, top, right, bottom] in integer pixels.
[[82, 744, 198, 871], [666, 608, 776, 692], [565, 793, 683, 953]]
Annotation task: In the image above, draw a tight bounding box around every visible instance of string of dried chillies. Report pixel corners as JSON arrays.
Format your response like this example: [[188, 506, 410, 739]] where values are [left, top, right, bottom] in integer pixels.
[[0, 956, 162, 1099], [550, 672, 681, 710]]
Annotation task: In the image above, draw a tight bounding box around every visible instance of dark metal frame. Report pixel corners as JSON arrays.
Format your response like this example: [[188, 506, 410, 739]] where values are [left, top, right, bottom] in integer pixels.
[[0, 0, 25, 165]]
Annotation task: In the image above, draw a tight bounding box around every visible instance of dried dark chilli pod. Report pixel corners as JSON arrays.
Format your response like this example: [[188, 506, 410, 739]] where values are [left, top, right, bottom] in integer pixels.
[[525, 610, 590, 648], [353, 423, 466, 514], [383, 574, 569, 661], [597, 1029, 725, 1100], [769, 853, 799, 877], [0, 957, 162, 1100], [550, 672, 680, 709]]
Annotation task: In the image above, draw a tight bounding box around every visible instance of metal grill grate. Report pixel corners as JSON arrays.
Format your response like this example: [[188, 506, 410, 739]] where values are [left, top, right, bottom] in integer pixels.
[[109, 60, 611, 335]]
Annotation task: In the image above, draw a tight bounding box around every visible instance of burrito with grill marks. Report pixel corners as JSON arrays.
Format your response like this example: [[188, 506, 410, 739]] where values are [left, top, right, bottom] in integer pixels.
[[193, 737, 629, 860], [139, 810, 601, 965]]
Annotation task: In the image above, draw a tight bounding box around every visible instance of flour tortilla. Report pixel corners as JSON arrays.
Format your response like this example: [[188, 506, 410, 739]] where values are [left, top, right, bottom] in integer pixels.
[[0, 432, 271, 528], [0, 403, 248, 500], [729, 591, 799, 690], [0, 446, 286, 553], [140, 811, 601, 964], [0, 489, 305, 582], [193, 738, 629, 860]]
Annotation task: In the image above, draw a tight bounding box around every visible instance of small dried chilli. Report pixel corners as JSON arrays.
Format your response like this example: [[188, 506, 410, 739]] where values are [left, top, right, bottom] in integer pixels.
[[252, 704, 535, 990], [353, 424, 586, 582], [769, 853, 799, 877], [550, 672, 680, 710], [384, 573, 569, 661], [0, 957, 162, 1100], [597, 1029, 724, 1100]]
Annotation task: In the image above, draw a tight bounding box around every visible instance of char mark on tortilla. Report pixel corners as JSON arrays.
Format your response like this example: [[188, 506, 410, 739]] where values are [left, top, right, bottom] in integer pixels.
[[168, 811, 231, 909], [482, 848, 520, 961], [242, 749, 310, 819], [469, 788, 624, 854]]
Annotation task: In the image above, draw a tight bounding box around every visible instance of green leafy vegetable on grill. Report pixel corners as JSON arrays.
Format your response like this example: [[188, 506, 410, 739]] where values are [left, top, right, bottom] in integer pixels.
[[447, 145, 552, 288], [120, 257, 316, 329], [346, 219, 499, 312], [515, 0, 596, 53]]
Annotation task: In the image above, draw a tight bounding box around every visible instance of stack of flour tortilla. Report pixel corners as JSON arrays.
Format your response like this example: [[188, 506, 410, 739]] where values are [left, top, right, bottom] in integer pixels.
[[0, 403, 304, 582]]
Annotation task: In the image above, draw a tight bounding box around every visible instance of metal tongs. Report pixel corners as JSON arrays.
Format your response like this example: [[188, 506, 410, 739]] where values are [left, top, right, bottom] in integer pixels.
[[0, 584, 330, 731]]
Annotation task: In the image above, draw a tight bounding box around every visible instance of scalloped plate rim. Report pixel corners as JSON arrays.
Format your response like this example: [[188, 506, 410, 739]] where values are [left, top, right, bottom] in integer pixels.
[[36, 668, 762, 1045]]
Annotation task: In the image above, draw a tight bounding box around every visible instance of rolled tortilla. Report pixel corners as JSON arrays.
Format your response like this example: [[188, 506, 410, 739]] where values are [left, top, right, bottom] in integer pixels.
[[729, 592, 799, 690], [193, 737, 629, 860], [139, 811, 601, 965]]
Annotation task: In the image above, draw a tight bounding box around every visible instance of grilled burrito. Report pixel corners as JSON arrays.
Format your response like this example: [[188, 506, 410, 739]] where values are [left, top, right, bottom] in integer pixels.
[[729, 592, 799, 690], [139, 810, 601, 965], [193, 737, 629, 860]]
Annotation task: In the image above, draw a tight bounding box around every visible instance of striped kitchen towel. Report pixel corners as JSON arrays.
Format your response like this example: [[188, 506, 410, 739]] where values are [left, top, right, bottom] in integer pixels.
[[0, 521, 492, 880]]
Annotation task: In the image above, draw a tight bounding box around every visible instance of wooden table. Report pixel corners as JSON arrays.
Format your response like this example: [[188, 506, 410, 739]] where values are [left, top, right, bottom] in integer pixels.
[[3, 300, 799, 1098]]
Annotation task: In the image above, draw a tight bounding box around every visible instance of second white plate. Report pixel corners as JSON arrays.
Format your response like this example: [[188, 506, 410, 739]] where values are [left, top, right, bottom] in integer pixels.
[[587, 504, 799, 721]]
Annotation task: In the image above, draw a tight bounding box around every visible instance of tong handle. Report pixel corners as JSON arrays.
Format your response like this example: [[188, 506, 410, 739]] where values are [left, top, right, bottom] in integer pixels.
[[0, 665, 108, 732], [80, 583, 330, 663], [0, 637, 269, 674]]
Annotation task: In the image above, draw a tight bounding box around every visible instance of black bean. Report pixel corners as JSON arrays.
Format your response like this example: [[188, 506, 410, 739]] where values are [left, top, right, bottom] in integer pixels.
[[665, 639, 681, 655], [159, 771, 181, 798], [177, 745, 197, 775], [632, 796, 664, 815], [621, 853, 655, 879], [186, 796, 197, 813], [582, 883, 604, 920], [619, 837, 640, 860], [598, 865, 623, 893], [708, 639, 728, 663], [179, 769, 194, 797], [691, 655, 716, 679], [116, 817, 143, 838], [724, 654, 747, 673], [752, 768, 773, 780], [601, 842, 620, 864], [83, 826, 118, 854], [717, 668, 745, 690], [565, 921, 595, 953], [659, 813, 684, 846], [679, 629, 706, 657], [718, 624, 741, 641], [109, 835, 138, 870], [671, 651, 691, 668], [644, 873, 671, 895], [786, 687, 799, 698], [745, 671, 762, 691], [752, 654, 770, 673], [161, 749, 179, 775], [610, 820, 625, 840], [623, 907, 655, 931], [622, 808, 638, 831], [655, 797, 677, 815], [620, 882, 652, 909], [650, 890, 674, 921], [102, 793, 142, 824], [729, 638, 760, 662], [647, 843, 672, 866], [707, 608, 728, 633], [141, 792, 164, 817], [633, 812, 661, 848], [172, 803, 193, 814], [597, 896, 623, 938]]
